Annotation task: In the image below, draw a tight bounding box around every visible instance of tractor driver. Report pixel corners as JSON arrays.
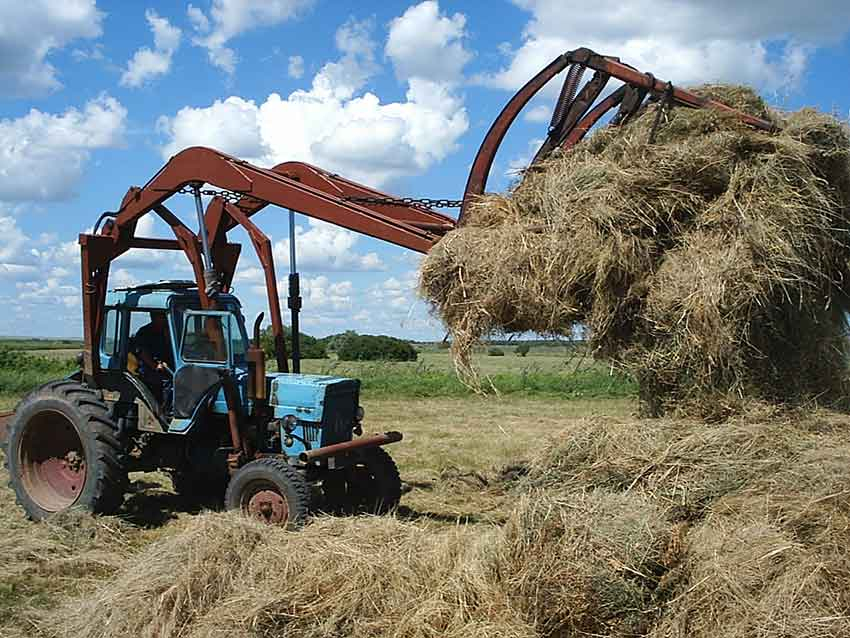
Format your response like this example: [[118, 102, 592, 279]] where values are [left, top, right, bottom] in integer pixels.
[[130, 311, 174, 404]]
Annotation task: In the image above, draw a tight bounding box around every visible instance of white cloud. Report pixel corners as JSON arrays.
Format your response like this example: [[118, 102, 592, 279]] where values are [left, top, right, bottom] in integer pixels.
[[288, 54, 304, 79], [0, 0, 103, 97], [120, 10, 182, 88], [385, 1, 471, 84], [188, 0, 314, 73], [273, 218, 385, 272], [524, 104, 551, 123], [0, 95, 127, 202], [16, 277, 78, 308], [300, 275, 352, 311], [158, 17, 469, 188], [479, 0, 850, 94], [158, 96, 268, 160]]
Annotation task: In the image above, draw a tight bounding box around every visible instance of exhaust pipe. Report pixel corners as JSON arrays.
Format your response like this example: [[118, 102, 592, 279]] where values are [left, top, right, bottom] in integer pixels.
[[247, 312, 267, 401]]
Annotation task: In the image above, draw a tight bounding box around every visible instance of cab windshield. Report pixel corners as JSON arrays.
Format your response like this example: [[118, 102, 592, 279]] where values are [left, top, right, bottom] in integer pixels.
[[172, 300, 249, 366]]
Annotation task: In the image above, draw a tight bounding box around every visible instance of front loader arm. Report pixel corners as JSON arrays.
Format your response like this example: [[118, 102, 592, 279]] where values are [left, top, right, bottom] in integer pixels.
[[110, 147, 450, 255]]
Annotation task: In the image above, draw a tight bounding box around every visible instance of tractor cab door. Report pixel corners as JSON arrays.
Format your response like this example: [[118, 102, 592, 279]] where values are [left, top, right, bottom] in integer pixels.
[[172, 310, 235, 419]]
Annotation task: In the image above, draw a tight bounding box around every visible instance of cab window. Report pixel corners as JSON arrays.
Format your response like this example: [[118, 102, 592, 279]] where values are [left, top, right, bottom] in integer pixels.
[[181, 314, 229, 363]]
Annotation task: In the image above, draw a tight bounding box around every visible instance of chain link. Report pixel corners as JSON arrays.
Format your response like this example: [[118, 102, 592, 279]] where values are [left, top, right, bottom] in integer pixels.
[[174, 187, 462, 210], [344, 196, 463, 209], [175, 185, 260, 207]]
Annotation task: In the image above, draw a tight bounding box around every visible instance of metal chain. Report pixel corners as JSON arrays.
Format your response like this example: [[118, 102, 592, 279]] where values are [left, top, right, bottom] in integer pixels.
[[344, 196, 463, 209], [174, 187, 462, 210], [175, 185, 259, 207]]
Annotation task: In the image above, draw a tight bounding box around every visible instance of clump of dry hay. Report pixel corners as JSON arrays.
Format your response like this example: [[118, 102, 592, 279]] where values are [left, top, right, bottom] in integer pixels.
[[420, 86, 850, 416], [45, 408, 850, 638]]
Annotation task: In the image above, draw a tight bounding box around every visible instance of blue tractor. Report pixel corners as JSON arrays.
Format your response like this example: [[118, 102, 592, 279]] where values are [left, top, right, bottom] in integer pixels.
[[5, 280, 402, 525]]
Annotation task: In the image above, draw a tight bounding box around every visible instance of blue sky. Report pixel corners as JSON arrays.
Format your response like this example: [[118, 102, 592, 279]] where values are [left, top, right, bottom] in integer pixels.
[[1, 0, 849, 340]]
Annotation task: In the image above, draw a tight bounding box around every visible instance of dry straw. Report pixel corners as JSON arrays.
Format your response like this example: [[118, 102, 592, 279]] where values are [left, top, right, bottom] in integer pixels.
[[420, 86, 850, 417], [43, 406, 850, 638]]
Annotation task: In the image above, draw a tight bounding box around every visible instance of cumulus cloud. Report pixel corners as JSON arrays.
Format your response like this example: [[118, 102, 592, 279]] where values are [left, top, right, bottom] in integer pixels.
[[273, 218, 384, 272], [385, 1, 472, 84], [287, 54, 304, 79], [120, 10, 182, 88], [479, 0, 850, 94], [188, 0, 314, 73], [158, 15, 469, 188], [0, 95, 127, 202], [157, 96, 268, 160], [0, 0, 103, 98]]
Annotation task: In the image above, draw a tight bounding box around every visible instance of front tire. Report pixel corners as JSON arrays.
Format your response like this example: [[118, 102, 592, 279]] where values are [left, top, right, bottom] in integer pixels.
[[224, 458, 309, 527], [4, 380, 126, 520]]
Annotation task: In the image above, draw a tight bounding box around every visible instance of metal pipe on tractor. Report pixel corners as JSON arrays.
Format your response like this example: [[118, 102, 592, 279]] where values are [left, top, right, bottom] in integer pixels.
[[0, 46, 777, 528]]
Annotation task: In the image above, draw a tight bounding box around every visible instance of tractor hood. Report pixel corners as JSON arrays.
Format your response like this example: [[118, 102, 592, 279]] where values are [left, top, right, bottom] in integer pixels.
[[267, 373, 360, 423]]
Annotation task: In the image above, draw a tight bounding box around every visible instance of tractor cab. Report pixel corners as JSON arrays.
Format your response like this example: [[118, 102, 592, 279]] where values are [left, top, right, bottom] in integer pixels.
[[99, 280, 250, 429]]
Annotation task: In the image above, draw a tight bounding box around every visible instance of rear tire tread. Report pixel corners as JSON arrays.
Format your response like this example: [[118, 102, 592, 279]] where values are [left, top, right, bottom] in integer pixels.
[[6, 379, 127, 519]]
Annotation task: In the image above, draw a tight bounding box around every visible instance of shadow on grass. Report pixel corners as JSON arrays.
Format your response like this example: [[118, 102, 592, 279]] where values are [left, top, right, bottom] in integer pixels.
[[119, 478, 211, 528]]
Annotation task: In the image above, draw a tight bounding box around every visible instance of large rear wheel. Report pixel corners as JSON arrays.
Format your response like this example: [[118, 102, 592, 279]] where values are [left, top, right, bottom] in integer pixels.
[[225, 458, 309, 527], [4, 380, 126, 520]]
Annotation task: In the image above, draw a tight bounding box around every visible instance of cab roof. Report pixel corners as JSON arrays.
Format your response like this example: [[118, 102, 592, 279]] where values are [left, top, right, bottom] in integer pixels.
[[105, 280, 241, 310]]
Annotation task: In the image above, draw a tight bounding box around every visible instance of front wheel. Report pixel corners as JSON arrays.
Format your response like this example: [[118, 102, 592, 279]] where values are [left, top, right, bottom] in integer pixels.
[[224, 458, 309, 527]]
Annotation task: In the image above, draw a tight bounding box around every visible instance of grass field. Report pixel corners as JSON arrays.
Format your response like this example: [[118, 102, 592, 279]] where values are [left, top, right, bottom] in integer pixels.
[[0, 338, 638, 635], [0, 388, 634, 636], [0, 340, 635, 411]]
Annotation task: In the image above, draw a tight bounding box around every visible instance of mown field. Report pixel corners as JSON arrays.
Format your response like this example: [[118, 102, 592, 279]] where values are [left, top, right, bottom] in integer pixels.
[[0, 339, 635, 636]]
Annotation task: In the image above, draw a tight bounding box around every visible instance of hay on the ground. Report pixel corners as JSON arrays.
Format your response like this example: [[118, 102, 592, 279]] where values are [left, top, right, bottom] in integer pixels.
[[419, 86, 850, 416], [44, 407, 850, 638]]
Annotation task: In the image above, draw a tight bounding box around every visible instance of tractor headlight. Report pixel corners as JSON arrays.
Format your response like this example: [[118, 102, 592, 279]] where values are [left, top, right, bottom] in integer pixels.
[[282, 414, 298, 432], [356, 406, 365, 422]]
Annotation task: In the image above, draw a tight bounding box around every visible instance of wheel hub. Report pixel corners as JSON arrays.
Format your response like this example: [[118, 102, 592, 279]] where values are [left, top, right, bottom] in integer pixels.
[[19, 411, 87, 512], [247, 489, 289, 524]]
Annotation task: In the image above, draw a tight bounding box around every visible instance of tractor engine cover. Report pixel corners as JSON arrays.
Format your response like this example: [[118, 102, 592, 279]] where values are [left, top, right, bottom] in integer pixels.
[[268, 374, 360, 455]]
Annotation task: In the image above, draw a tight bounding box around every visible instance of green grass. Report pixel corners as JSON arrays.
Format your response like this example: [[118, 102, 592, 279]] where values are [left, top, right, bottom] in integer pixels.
[[0, 344, 636, 411], [0, 337, 83, 351], [0, 349, 77, 410]]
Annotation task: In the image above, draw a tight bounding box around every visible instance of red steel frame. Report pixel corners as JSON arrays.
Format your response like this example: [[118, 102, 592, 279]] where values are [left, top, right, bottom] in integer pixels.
[[79, 46, 776, 378]]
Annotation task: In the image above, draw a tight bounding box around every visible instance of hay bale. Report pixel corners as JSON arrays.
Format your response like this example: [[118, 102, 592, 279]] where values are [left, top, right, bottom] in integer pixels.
[[420, 86, 850, 414]]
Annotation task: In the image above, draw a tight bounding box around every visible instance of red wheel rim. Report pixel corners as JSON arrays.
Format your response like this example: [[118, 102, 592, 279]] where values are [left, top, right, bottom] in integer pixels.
[[244, 483, 289, 524], [18, 410, 86, 512]]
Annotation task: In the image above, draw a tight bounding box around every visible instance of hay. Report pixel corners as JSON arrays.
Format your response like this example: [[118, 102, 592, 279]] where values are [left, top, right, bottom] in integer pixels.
[[44, 408, 850, 638], [419, 86, 850, 415]]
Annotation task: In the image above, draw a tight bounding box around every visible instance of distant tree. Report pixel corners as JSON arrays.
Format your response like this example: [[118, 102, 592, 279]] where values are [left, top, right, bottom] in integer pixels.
[[319, 330, 358, 353], [487, 346, 505, 357], [260, 327, 327, 360], [337, 334, 418, 361], [515, 343, 531, 357]]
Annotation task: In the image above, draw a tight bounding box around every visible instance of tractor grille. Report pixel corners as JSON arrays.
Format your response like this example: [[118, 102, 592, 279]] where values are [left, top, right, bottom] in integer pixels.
[[320, 379, 360, 446]]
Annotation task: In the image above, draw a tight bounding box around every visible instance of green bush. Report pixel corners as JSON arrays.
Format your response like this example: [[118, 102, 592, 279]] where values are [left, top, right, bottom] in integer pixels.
[[319, 330, 358, 354], [0, 346, 77, 399], [515, 343, 531, 357], [487, 347, 505, 357], [260, 327, 327, 360], [337, 334, 417, 362]]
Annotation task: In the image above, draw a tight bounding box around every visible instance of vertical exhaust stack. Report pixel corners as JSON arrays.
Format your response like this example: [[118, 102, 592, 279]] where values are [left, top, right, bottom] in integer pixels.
[[247, 313, 267, 401]]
